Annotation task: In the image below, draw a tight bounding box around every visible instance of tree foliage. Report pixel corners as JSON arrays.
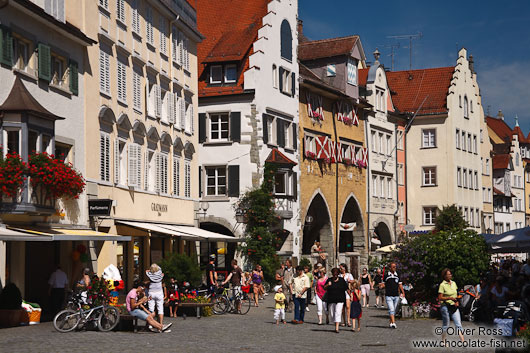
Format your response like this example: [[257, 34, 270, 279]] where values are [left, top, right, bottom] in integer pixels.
[[434, 204, 469, 232], [236, 163, 281, 282], [159, 253, 203, 287]]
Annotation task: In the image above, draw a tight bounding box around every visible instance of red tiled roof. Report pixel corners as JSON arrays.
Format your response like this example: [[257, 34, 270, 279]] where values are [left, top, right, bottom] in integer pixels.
[[358, 68, 369, 86], [197, 0, 269, 98], [486, 116, 514, 142], [298, 36, 359, 61], [185, 0, 196, 10], [265, 148, 297, 166], [493, 154, 511, 170], [386, 67, 454, 115], [299, 64, 321, 82], [513, 126, 529, 144]]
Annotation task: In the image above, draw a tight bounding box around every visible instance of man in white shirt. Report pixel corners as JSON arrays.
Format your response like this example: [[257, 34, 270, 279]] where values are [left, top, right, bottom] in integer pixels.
[[48, 265, 69, 315]]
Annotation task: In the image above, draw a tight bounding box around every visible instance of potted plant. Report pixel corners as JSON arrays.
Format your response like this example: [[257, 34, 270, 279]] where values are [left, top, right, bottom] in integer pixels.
[[0, 283, 23, 327], [0, 152, 26, 200]]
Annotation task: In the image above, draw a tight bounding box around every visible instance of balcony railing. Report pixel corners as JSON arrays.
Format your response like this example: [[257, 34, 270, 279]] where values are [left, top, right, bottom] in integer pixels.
[[274, 197, 294, 219], [0, 181, 55, 215]]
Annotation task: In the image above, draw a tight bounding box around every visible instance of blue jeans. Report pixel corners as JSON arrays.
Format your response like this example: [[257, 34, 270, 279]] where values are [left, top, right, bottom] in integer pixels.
[[129, 309, 149, 321], [441, 305, 463, 333], [293, 297, 306, 322], [386, 296, 400, 316]]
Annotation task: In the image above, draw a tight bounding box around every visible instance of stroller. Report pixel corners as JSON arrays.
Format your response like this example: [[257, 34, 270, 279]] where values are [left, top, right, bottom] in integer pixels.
[[458, 285, 479, 321]]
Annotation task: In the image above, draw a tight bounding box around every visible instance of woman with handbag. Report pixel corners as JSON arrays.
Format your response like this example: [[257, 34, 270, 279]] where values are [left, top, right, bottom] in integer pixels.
[[324, 268, 348, 333], [438, 268, 465, 342]]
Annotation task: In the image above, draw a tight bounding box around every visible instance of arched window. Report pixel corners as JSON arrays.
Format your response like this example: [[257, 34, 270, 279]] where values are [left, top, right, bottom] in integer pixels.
[[464, 96, 469, 118], [280, 20, 292, 61]]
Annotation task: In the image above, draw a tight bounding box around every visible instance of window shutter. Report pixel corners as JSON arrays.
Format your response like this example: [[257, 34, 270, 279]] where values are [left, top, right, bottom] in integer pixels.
[[144, 152, 149, 190], [198, 113, 207, 143], [230, 112, 241, 143], [38, 43, 51, 82], [69, 60, 79, 95], [168, 92, 175, 124], [228, 165, 240, 197], [155, 85, 162, 118], [291, 72, 296, 97], [190, 105, 194, 135], [114, 139, 120, 184], [155, 154, 160, 192], [292, 171, 298, 199], [198, 166, 202, 197], [292, 123, 297, 150], [277, 119, 285, 148], [178, 31, 184, 66], [0, 26, 12, 66], [279, 67, 284, 92], [262, 114, 269, 144], [100, 134, 105, 180], [136, 147, 142, 190], [180, 97, 186, 130], [173, 158, 179, 196], [146, 83, 153, 117], [128, 144, 137, 187]]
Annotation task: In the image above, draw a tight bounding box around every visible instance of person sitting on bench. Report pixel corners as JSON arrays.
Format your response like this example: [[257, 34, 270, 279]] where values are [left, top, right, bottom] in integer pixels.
[[126, 284, 172, 333]]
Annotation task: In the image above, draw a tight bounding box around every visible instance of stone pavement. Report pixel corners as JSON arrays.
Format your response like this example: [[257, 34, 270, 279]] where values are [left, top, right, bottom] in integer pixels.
[[0, 294, 523, 353]]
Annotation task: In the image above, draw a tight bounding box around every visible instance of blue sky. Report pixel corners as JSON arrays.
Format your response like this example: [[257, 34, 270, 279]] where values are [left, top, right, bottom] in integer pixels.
[[299, 0, 530, 134]]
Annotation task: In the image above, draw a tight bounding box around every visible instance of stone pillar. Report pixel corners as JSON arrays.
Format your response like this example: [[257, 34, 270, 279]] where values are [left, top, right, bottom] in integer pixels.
[[319, 222, 333, 271]]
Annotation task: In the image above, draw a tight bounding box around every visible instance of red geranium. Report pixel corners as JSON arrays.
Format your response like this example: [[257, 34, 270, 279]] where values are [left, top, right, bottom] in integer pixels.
[[0, 152, 26, 198]]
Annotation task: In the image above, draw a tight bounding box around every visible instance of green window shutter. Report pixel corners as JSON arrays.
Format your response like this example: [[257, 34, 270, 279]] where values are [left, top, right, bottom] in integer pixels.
[[38, 43, 51, 82], [0, 26, 13, 66], [69, 60, 79, 95]]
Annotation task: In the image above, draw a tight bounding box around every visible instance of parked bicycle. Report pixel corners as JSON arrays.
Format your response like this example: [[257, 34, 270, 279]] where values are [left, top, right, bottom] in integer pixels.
[[216, 285, 251, 315], [53, 292, 120, 333]]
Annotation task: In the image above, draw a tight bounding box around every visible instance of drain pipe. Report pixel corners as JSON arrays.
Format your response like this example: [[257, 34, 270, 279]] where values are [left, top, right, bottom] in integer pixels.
[[332, 102, 339, 267], [365, 114, 371, 256]]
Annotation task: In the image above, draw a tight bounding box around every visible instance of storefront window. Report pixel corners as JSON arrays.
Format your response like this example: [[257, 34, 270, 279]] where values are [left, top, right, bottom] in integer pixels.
[[133, 238, 143, 282], [117, 242, 128, 289]]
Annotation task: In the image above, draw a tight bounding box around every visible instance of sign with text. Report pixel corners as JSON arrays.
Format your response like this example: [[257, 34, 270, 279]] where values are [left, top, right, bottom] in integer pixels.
[[88, 199, 113, 216]]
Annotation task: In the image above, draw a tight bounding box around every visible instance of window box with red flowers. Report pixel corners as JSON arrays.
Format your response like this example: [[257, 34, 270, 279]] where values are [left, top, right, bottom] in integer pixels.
[[304, 151, 317, 160], [343, 158, 355, 166], [0, 152, 26, 201]]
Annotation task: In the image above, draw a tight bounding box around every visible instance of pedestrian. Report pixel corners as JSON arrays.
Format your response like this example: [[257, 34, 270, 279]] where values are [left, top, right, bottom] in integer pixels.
[[381, 262, 405, 329], [349, 280, 362, 332], [206, 254, 218, 293], [146, 263, 165, 327], [273, 286, 286, 325], [126, 283, 171, 333], [304, 265, 313, 312], [373, 268, 385, 308], [324, 267, 348, 333], [76, 268, 91, 290], [315, 267, 328, 325], [257, 264, 267, 298], [359, 267, 373, 307], [339, 263, 354, 326], [221, 259, 243, 312], [167, 277, 178, 318], [275, 262, 285, 288], [290, 266, 310, 324], [48, 264, 68, 316], [438, 268, 465, 342], [252, 265, 263, 307], [282, 260, 294, 312]]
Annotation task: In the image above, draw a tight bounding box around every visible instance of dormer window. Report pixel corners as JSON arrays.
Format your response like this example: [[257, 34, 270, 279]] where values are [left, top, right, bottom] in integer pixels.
[[209, 64, 238, 85]]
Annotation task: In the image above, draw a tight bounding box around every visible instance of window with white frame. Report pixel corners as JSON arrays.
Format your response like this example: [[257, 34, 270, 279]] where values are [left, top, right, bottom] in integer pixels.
[[456, 129, 460, 149], [99, 48, 110, 95], [461, 131, 466, 151], [147, 81, 161, 118], [506, 223, 511, 232], [185, 98, 193, 134], [205, 166, 227, 196], [423, 207, 436, 225], [172, 27, 181, 65], [469, 208, 474, 227], [422, 166, 436, 186], [146, 150, 155, 191], [483, 187, 487, 202], [117, 59, 127, 103], [133, 69, 141, 111], [457, 167, 462, 187], [474, 171, 478, 190], [280, 67, 293, 95], [274, 170, 294, 197], [210, 65, 222, 84], [347, 57, 357, 85], [159, 16, 167, 56], [127, 143, 141, 188], [387, 177, 392, 199], [488, 188, 492, 202], [464, 207, 469, 223], [480, 129, 483, 143], [161, 89, 170, 124], [99, 0, 108, 10], [172, 156, 180, 196], [372, 175, 377, 197], [12, 34, 32, 72], [371, 131, 377, 153], [398, 163, 404, 185], [304, 134, 316, 157], [225, 65, 237, 83], [131, 0, 140, 34], [464, 96, 469, 118], [422, 129, 436, 148], [3, 129, 20, 156], [272, 64, 278, 89], [379, 133, 384, 155], [184, 160, 191, 198], [485, 159, 490, 175], [117, 0, 125, 23], [114, 139, 127, 185], [467, 133, 472, 153], [397, 130, 404, 150], [379, 176, 385, 198], [157, 153, 168, 194], [463, 168, 468, 188], [473, 135, 477, 154], [386, 135, 392, 156], [209, 113, 229, 141], [100, 132, 111, 182], [468, 170, 473, 189], [146, 7, 154, 45]]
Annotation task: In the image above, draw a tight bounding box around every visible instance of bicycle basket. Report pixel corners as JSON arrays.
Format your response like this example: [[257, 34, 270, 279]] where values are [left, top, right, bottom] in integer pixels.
[[241, 285, 251, 293]]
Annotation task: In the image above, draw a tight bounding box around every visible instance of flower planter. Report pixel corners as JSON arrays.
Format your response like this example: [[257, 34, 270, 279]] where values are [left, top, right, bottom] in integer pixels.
[[400, 305, 413, 319]]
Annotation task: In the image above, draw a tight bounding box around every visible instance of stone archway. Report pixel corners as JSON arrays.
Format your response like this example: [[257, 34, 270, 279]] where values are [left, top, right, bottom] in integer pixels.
[[374, 220, 392, 247], [199, 221, 236, 272], [302, 192, 333, 257], [339, 195, 364, 253]]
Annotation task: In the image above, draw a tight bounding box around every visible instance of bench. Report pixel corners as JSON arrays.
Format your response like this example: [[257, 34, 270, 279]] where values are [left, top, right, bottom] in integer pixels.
[[119, 314, 146, 333], [177, 302, 215, 319]]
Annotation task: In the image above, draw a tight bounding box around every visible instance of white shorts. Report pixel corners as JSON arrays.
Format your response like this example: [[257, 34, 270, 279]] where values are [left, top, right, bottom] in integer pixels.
[[274, 308, 285, 321], [329, 302, 344, 323], [361, 284, 371, 296], [148, 291, 164, 314]]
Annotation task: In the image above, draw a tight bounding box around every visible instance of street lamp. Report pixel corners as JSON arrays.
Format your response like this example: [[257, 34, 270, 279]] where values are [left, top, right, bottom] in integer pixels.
[[235, 207, 247, 224], [195, 201, 209, 219]]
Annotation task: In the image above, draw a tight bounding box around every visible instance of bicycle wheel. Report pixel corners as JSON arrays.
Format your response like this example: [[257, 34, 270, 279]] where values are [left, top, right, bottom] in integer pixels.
[[238, 296, 252, 315], [263, 281, 271, 293], [97, 306, 120, 332], [53, 309, 80, 333], [212, 296, 229, 315]]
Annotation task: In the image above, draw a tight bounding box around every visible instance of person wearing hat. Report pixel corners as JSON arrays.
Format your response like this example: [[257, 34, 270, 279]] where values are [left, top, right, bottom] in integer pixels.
[[206, 254, 218, 293]]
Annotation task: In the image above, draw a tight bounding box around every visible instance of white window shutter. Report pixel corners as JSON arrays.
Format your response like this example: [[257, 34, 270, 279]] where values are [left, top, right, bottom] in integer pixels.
[[172, 158, 178, 195], [155, 154, 160, 193], [136, 147, 142, 190], [99, 50, 105, 92], [190, 104, 194, 135], [144, 152, 149, 190], [168, 92, 175, 124], [155, 85, 162, 118], [114, 139, 120, 184], [179, 31, 184, 66], [128, 144, 137, 187], [105, 52, 110, 94], [180, 96, 185, 130]]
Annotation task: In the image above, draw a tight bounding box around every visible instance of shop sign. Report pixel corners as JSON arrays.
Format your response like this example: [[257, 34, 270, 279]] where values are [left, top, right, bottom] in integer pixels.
[[151, 203, 168, 213], [88, 199, 113, 216]]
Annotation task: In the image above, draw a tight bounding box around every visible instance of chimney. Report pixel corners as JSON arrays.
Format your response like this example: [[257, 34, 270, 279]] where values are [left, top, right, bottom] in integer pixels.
[[469, 54, 474, 74], [497, 110, 504, 120]]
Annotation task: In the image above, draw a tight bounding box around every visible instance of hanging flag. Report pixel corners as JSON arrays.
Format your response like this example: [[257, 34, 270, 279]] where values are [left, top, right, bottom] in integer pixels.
[[340, 222, 356, 231]]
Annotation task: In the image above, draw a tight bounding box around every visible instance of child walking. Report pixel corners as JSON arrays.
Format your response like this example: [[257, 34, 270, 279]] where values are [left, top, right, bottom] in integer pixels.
[[350, 280, 362, 332], [273, 286, 286, 325]]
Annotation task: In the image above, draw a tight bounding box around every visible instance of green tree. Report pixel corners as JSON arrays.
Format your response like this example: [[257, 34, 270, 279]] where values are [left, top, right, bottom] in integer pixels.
[[236, 163, 281, 282], [434, 204, 468, 232], [159, 253, 202, 286]]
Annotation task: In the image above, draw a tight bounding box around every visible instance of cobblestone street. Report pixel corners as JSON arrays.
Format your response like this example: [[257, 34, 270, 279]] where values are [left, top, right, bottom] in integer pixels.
[[0, 293, 519, 353]]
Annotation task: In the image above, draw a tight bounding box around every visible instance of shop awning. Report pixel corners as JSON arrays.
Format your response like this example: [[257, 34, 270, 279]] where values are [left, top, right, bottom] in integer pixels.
[[0, 227, 52, 241], [116, 220, 202, 241], [159, 224, 243, 242], [6, 226, 131, 241]]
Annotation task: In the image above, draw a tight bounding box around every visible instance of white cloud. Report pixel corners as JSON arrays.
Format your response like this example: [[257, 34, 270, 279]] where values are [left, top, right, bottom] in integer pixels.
[[479, 61, 530, 130]]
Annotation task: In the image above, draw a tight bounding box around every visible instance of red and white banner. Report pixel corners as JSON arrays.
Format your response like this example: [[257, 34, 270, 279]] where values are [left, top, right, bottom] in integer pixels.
[[340, 222, 356, 231], [316, 136, 329, 160], [335, 142, 343, 163]]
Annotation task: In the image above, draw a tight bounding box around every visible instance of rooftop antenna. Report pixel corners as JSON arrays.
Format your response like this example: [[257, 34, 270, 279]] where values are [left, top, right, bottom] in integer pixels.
[[381, 42, 400, 71], [387, 32, 423, 70]]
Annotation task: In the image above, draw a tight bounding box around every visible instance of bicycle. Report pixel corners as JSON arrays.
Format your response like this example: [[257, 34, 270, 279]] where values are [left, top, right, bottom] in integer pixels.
[[217, 286, 251, 315], [53, 293, 120, 333]]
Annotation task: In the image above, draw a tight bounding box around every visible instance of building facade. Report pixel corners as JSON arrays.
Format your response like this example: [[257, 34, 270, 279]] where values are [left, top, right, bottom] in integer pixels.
[[81, 0, 203, 286], [196, 0, 300, 267], [359, 52, 398, 248], [387, 49, 483, 231]]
